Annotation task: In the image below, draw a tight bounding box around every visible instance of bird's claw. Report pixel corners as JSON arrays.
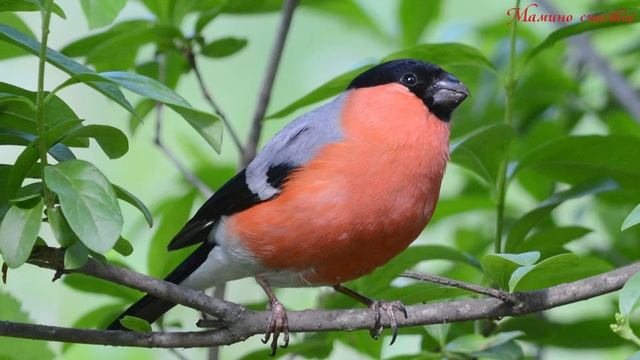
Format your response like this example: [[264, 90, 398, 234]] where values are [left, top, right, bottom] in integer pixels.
[[261, 299, 289, 356], [368, 300, 407, 345]]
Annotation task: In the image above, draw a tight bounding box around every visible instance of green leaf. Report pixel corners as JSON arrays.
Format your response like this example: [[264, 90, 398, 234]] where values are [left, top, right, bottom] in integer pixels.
[[370, 283, 468, 305], [430, 195, 495, 223], [88, 25, 182, 72], [511, 254, 612, 292], [354, 244, 480, 295], [505, 180, 618, 252], [385, 353, 442, 360], [79, 0, 126, 29], [526, 8, 640, 62], [239, 333, 333, 360], [48, 206, 78, 247], [100, 71, 189, 107], [119, 315, 152, 332], [134, 49, 188, 90], [0, 0, 66, 18], [63, 271, 142, 301], [148, 191, 197, 277], [11, 181, 43, 208], [64, 241, 89, 269], [472, 340, 524, 360], [129, 99, 156, 133], [61, 20, 149, 57], [267, 63, 374, 119], [62, 303, 125, 353], [0, 128, 75, 162], [167, 104, 223, 153], [622, 204, 640, 231], [0, 24, 135, 115], [0, 199, 43, 268], [0, 165, 13, 220], [620, 271, 640, 317], [194, 0, 229, 33], [198, 0, 281, 14], [58, 71, 222, 152], [481, 252, 540, 290], [398, 0, 442, 46], [384, 43, 496, 72], [0, 289, 55, 360], [445, 331, 523, 354], [113, 184, 153, 227], [337, 331, 383, 359], [425, 323, 450, 348], [515, 135, 640, 188], [6, 145, 39, 199], [0, 83, 87, 148], [304, 0, 382, 36], [113, 236, 133, 257], [201, 37, 247, 58], [44, 160, 123, 254], [64, 124, 129, 159], [450, 124, 515, 187], [0, 91, 35, 109], [0, 13, 34, 60], [514, 226, 591, 258], [501, 315, 625, 349]]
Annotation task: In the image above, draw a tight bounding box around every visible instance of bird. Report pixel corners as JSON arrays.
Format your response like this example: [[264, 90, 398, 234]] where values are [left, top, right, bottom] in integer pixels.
[[107, 58, 469, 354]]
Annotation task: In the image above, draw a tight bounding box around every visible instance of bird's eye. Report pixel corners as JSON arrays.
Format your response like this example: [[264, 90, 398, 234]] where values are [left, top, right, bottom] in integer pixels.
[[400, 73, 417, 86]]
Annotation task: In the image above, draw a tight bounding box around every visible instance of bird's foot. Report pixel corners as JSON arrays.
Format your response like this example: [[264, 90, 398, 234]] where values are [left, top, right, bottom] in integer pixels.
[[261, 298, 289, 356], [368, 300, 408, 345]]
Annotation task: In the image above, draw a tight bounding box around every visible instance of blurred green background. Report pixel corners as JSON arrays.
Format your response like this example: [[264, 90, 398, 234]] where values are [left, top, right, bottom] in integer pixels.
[[1, 0, 640, 359]]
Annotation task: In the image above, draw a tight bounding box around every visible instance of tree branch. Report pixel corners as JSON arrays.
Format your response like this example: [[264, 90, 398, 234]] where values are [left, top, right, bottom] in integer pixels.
[[187, 48, 244, 154], [4, 246, 635, 348], [401, 270, 517, 303], [242, 0, 299, 164], [153, 53, 214, 198], [154, 102, 214, 198]]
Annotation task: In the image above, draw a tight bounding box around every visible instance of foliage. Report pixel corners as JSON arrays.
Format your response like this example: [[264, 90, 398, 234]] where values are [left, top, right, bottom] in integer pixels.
[[0, 0, 639, 359]]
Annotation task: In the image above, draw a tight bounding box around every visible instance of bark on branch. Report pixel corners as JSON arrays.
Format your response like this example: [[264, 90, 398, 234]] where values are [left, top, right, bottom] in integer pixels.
[[0, 247, 635, 348]]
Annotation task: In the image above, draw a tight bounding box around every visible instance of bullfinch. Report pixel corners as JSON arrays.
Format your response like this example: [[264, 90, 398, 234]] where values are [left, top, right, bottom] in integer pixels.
[[108, 58, 469, 353]]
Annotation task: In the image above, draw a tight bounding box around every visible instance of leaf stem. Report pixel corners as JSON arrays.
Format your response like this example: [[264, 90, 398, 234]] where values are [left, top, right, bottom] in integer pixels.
[[494, 0, 520, 253], [36, 0, 55, 210]]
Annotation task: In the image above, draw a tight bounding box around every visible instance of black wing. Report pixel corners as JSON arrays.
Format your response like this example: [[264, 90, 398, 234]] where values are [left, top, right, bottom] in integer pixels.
[[167, 166, 295, 251], [168, 170, 259, 250], [167, 95, 345, 251]]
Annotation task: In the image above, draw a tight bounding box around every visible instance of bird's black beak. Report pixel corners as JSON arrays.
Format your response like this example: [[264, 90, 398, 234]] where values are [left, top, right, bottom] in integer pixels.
[[432, 74, 469, 107], [424, 73, 469, 122]]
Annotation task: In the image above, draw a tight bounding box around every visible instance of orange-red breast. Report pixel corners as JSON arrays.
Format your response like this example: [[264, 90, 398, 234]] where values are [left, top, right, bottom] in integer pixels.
[[109, 58, 468, 350]]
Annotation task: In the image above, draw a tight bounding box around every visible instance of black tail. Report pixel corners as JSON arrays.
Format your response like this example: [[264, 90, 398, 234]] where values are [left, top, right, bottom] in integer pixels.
[[107, 295, 176, 330], [107, 242, 215, 330]]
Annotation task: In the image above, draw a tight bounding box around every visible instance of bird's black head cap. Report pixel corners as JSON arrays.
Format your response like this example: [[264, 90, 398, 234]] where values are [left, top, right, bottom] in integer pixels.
[[347, 59, 469, 121]]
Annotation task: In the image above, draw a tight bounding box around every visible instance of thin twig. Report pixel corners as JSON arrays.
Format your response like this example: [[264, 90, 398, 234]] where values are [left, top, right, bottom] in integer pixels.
[[35, 0, 56, 210], [6, 248, 640, 348], [401, 270, 517, 303], [187, 49, 244, 153], [242, 0, 299, 164], [538, 0, 640, 122], [154, 102, 214, 198], [154, 54, 213, 198]]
